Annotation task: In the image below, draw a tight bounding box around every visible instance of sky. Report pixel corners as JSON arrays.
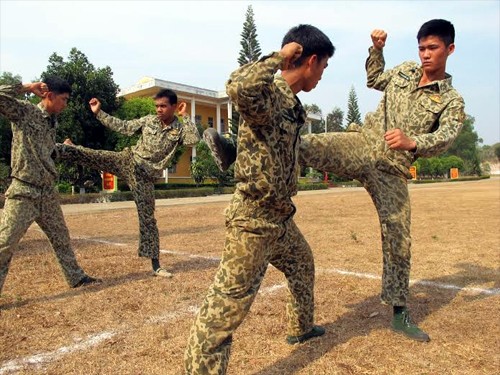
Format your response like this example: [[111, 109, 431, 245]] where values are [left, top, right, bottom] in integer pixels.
[[1, 0, 499, 145]]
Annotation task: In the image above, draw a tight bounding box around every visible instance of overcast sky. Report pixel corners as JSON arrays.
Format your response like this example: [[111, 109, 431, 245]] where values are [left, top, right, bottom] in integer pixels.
[[1, 0, 498, 145]]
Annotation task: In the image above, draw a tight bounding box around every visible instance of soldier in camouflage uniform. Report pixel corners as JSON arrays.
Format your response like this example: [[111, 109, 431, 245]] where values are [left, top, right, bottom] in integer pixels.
[[0, 77, 99, 296], [184, 25, 335, 374], [57, 89, 200, 278], [204, 20, 465, 343]]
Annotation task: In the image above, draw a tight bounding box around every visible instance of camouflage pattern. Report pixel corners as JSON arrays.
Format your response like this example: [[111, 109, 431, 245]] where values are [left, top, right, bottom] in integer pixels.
[[185, 53, 316, 374], [300, 46, 465, 306], [0, 84, 88, 293], [55, 112, 199, 259], [96, 111, 200, 171]]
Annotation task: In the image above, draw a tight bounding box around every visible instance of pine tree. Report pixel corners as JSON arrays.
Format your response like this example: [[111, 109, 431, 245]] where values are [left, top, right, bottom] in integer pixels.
[[346, 86, 362, 126], [238, 5, 262, 66]]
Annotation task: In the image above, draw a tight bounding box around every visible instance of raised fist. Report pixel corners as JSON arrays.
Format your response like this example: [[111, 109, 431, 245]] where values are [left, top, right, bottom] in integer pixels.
[[371, 29, 387, 50], [279, 42, 303, 70]]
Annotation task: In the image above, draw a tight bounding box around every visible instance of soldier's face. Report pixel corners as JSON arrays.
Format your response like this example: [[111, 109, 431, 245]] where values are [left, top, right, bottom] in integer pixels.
[[43, 92, 70, 115], [418, 35, 454, 76], [155, 97, 177, 124], [303, 55, 329, 92]]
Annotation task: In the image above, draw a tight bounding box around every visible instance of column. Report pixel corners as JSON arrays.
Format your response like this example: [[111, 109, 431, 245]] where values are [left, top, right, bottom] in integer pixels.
[[216, 103, 222, 134]]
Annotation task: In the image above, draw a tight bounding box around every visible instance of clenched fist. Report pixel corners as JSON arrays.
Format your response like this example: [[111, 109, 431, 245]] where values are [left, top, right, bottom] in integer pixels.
[[371, 29, 387, 50], [279, 42, 303, 70]]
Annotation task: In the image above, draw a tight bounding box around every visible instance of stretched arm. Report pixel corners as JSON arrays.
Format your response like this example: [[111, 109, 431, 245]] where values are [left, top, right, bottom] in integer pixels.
[[366, 29, 393, 91], [89, 97, 143, 135]]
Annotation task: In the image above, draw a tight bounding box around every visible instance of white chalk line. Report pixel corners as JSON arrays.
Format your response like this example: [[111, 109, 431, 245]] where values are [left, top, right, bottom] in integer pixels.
[[2, 243, 496, 373], [163, 249, 500, 296], [0, 277, 285, 374]]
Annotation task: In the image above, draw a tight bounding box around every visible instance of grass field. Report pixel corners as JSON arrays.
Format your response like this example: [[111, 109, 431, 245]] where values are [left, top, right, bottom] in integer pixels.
[[0, 178, 498, 375]]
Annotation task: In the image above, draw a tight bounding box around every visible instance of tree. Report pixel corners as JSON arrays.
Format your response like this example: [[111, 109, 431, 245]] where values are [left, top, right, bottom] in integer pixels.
[[112, 97, 155, 151], [326, 107, 344, 132], [190, 138, 233, 189], [303, 103, 324, 134], [495, 143, 500, 161], [232, 5, 263, 136], [0, 72, 23, 166], [42, 48, 120, 188], [238, 5, 262, 66], [444, 115, 482, 175], [345, 86, 362, 127], [0, 72, 23, 192]]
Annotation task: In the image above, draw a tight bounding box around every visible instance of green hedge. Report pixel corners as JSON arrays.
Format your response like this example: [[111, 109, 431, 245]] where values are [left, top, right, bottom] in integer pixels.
[[410, 175, 490, 184]]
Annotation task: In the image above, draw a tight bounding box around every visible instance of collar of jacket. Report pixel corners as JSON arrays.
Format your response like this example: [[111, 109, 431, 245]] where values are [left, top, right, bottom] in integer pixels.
[[275, 74, 306, 124], [37, 102, 57, 125]]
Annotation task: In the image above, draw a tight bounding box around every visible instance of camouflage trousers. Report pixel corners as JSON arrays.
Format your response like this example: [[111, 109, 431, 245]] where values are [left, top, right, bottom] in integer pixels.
[[185, 192, 315, 374], [301, 130, 411, 306], [0, 179, 87, 294], [58, 145, 159, 259]]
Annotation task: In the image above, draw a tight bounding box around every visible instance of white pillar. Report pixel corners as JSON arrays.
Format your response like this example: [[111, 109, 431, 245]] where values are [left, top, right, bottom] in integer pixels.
[[307, 121, 312, 134], [191, 98, 197, 161], [216, 103, 222, 134], [227, 101, 233, 134]]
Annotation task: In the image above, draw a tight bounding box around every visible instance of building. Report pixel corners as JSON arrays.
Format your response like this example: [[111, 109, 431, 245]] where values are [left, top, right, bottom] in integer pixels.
[[119, 76, 231, 183], [119, 77, 323, 184]]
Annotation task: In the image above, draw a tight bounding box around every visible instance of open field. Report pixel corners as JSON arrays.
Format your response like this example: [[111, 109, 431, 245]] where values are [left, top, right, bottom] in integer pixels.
[[0, 178, 499, 375]]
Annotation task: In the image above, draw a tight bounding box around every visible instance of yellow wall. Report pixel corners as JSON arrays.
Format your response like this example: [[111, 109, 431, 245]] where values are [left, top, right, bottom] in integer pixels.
[[122, 86, 229, 183]]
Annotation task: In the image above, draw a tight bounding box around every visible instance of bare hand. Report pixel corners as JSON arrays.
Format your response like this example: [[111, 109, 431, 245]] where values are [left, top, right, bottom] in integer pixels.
[[63, 138, 74, 146], [177, 102, 187, 116], [384, 129, 416, 151], [279, 42, 303, 70], [26, 82, 49, 98], [371, 29, 387, 50], [89, 98, 101, 114]]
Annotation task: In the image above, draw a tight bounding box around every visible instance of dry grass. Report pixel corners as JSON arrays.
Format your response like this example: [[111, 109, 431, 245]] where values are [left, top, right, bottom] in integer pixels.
[[0, 178, 499, 375]]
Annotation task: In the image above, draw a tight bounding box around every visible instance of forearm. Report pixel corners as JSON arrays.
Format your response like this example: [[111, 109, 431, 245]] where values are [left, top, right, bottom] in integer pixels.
[[96, 110, 142, 135], [366, 47, 387, 90], [226, 52, 283, 122], [180, 114, 200, 146], [0, 83, 29, 120]]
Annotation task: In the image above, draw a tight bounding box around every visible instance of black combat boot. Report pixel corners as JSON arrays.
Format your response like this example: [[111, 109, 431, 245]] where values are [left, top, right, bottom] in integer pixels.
[[203, 128, 237, 172], [286, 325, 326, 345]]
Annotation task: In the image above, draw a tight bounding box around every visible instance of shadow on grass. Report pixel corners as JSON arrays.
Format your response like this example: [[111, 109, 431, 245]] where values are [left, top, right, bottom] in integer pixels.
[[0, 271, 150, 311], [252, 263, 499, 375]]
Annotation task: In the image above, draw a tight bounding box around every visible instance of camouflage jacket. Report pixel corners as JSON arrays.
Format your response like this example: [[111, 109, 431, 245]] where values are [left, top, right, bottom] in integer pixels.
[[364, 46, 465, 169], [96, 110, 200, 171], [226, 52, 306, 213], [0, 83, 59, 189]]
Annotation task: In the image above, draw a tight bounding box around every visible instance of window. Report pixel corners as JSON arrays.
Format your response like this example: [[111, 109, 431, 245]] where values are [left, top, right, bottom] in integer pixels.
[[168, 164, 177, 174], [195, 114, 202, 125], [208, 117, 214, 128], [220, 118, 225, 133]]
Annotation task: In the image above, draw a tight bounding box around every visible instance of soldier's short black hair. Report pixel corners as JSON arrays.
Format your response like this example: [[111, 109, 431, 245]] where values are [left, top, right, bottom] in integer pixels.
[[282, 24, 335, 67], [417, 19, 455, 47], [43, 76, 72, 95], [155, 89, 178, 105]]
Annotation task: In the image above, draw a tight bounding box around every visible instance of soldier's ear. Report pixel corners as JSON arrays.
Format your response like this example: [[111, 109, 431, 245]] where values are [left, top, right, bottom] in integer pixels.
[[447, 43, 455, 56]]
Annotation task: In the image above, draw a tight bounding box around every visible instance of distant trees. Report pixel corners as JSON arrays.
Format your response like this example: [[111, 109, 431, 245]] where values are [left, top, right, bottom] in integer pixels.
[[42, 48, 120, 150], [345, 86, 362, 126], [326, 107, 345, 132], [442, 115, 482, 175]]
